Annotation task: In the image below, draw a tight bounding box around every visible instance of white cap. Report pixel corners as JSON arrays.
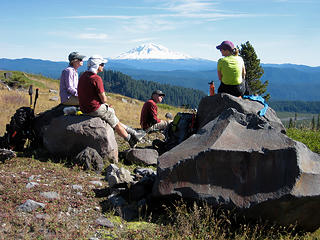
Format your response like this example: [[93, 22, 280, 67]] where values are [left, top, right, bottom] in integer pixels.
[[87, 55, 108, 73]]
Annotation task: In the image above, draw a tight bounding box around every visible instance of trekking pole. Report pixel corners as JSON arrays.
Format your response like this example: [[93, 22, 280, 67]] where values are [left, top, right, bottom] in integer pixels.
[[28, 85, 33, 108], [33, 88, 39, 111]]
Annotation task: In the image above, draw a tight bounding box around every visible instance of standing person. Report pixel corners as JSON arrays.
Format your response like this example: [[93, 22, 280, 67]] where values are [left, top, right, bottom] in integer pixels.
[[216, 40, 246, 97], [78, 55, 145, 148], [140, 90, 172, 133], [60, 52, 85, 105]]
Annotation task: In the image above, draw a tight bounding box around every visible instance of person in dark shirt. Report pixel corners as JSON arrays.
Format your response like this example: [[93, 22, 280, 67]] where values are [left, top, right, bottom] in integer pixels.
[[78, 55, 145, 148], [140, 90, 172, 132]]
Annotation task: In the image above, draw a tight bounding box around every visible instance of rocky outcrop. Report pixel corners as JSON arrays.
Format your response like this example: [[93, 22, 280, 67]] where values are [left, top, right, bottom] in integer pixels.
[[196, 94, 285, 133], [42, 115, 118, 163], [153, 93, 320, 231], [75, 147, 105, 173], [125, 148, 158, 166]]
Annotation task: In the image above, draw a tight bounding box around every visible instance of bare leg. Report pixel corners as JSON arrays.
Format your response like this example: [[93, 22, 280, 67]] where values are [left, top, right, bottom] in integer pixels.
[[114, 123, 129, 139]]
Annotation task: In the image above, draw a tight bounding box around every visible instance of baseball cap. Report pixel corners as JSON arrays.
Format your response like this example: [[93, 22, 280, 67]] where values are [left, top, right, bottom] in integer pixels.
[[152, 90, 165, 96], [68, 52, 86, 62], [87, 55, 108, 66], [208, 81, 214, 84], [216, 41, 235, 51]]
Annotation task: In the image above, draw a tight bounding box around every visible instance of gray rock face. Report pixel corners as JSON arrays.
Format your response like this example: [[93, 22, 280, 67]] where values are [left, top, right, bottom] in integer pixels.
[[0, 149, 16, 163], [75, 147, 105, 173], [95, 216, 114, 228], [17, 199, 45, 212], [153, 94, 320, 231], [40, 191, 60, 200], [42, 115, 118, 163], [196, 94, 285, 133], [126, 148, 158, 166], [105, 164, 134, 187]]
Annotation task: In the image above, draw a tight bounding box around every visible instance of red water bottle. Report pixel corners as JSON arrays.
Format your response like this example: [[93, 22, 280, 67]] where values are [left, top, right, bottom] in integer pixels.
[[208, 81, 215, 96]]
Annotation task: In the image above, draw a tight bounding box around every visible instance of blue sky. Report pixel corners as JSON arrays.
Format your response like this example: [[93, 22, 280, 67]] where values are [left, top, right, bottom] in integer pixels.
[[1, 0, 319, 66]]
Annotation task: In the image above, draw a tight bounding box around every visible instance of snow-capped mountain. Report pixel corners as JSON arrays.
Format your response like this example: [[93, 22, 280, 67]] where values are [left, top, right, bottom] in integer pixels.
[[114, 43, 192, 60]]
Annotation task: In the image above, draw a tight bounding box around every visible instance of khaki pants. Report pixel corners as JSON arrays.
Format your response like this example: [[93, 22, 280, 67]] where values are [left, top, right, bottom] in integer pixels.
[[88, 104, 119, 128], [147, 120, 171, 132]]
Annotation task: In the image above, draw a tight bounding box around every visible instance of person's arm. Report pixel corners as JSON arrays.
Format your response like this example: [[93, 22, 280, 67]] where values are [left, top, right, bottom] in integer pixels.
[[217, 59, 222, 82], [150, 103, 161, 124], [95, 75, 109, 104], [217, 70, 222, 82], [242, 65, 246, 80], [98, 92, 107, 104], [62, 68, 78, 96]]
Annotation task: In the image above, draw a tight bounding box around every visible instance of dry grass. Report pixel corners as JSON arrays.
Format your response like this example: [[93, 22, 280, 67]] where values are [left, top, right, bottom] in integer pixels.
[[106, 93, 185, 129], [0, 90, 29, 135]]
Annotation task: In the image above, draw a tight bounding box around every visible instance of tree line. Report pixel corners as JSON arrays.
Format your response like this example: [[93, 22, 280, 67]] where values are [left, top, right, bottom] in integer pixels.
[[98, 69, 206, 108], [269, 101, 320, 114]]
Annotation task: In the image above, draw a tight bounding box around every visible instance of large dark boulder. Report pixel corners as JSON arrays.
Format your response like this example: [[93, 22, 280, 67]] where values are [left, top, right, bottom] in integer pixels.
[[32, 104, 65, 142], [153, 94, 320, 231], [196, 94, 285, 133], [42, 115, 118, 163]]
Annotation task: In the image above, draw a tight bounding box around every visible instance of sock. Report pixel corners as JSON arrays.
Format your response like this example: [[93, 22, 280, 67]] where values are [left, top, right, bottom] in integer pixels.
[[126, 134, 131, 141]]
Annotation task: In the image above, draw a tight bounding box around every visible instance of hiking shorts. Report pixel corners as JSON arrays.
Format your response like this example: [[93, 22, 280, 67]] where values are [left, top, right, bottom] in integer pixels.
[[218, 81, 246, 97], [88, 104, 119, 128]]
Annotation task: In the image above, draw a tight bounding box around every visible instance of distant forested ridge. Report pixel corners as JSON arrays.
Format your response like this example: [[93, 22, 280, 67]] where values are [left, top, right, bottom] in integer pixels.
[[98, 69, 206, 108], [1, 58, 320, 101], [269, 100, 320, 113]]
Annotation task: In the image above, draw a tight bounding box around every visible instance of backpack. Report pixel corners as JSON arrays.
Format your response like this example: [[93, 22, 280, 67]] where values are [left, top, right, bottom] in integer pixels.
[[153, 112, 196, 153], [3, 107, 35, 151]]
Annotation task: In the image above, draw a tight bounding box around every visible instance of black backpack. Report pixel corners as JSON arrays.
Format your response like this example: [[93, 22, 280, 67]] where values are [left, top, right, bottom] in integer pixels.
[[153, 112, 196, 153], [3, 107, 35, 151]]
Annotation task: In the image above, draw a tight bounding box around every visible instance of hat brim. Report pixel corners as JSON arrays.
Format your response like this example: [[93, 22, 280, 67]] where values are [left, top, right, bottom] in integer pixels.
[[152, 90, 165, 96], [78, 55, 86, 60]]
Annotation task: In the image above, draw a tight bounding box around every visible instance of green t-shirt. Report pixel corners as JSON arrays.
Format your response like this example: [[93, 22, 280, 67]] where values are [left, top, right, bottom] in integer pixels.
[[217, 55, 244, 85]]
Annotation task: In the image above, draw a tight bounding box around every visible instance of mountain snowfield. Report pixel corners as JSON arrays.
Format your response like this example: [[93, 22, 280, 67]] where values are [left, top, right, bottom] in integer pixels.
[[114, 43, 193, 60]]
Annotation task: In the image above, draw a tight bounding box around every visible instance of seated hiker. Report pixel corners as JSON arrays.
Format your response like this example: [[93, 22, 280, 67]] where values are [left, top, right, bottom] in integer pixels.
[[216, 40, 246, 97], [140, 90, 172, 133], [78, 55, 145, 148], [60, 52, 86, 105]]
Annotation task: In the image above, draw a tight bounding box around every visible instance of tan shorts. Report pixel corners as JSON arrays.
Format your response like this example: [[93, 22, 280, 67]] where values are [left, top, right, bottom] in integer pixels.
[[88, 104, 119, 128]]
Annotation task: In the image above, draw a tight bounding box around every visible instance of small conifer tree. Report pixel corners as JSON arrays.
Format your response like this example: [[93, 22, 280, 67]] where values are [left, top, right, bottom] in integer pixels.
[[239, 41, 270, 100], [312, 116, 315, 130], [288, 118, 293, 129]]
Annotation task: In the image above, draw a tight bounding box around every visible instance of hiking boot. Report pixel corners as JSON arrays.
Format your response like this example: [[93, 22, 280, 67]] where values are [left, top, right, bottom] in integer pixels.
[[133, 129, 146, 141], [125, 126, 146, 140], [128, 134, 139, 148]]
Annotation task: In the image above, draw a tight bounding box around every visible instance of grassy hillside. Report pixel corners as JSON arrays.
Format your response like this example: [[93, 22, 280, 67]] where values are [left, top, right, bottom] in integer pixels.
[[0, 71, 185, 135], [1, 71, 320, 239]]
